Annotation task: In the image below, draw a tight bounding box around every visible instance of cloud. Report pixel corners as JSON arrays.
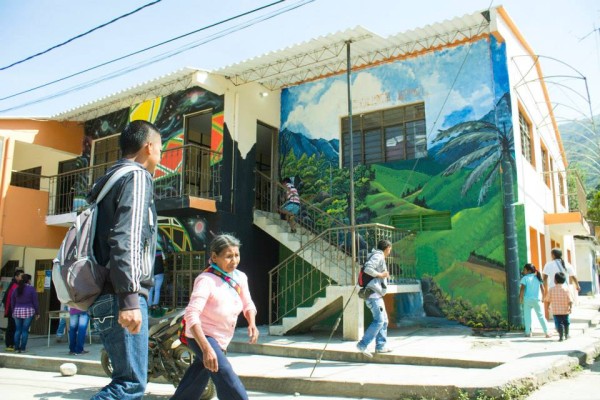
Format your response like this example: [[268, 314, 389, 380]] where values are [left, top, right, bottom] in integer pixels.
[[283, 73, 386, 140]]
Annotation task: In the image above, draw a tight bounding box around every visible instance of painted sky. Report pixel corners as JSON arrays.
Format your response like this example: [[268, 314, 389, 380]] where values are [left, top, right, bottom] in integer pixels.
[[281, 39, 498, 142]]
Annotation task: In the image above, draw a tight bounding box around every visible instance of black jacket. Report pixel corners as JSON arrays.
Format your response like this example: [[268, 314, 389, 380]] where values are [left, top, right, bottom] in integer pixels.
[[87, 159, 157, 310]]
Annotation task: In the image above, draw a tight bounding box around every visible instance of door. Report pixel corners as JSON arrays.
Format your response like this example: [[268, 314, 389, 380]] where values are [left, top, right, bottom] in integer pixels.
[[56, 158, 81, 214], [255, 121, 278, 211], [30, 259, 53, 335]]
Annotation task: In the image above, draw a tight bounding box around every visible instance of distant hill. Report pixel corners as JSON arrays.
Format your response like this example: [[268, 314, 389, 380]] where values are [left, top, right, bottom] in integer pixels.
[[559, 115, 600, 191], [279, 128, 339, 162]]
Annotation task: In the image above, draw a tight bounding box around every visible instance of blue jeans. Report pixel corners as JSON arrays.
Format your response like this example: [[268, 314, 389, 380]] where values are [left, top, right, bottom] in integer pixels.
[[56, 304, 68, 337], [553, 314, 570, 338], [14, 316, 34, 351], [358, 297, 388, 351], [148, 273, 164, 306], [69, 312, 90, 354], [172, 336, 248, 400], [89, 294, 148, 400]]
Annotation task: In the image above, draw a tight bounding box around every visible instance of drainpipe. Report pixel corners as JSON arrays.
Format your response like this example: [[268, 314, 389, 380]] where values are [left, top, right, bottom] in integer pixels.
[[230, 91, 240, 213], [346, 41, 357, 281]]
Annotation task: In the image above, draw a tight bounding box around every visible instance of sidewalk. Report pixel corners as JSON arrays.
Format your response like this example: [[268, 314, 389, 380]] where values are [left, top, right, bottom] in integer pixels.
[[2, 296, 600, 399]]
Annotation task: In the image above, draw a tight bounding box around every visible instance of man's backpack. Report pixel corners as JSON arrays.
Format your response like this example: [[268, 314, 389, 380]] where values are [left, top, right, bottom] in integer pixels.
[[52, 165, 141, 311], [357, 253, 376, 288]]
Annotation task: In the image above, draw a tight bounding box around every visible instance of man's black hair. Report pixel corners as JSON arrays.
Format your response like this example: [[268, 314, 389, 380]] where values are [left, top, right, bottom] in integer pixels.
[[377, 239, 392, 251], [120, 120, 161, 157]]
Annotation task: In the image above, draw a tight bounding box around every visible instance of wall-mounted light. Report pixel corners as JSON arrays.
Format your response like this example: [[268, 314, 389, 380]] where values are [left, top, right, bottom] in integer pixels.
[[259, 91, 269, 98]]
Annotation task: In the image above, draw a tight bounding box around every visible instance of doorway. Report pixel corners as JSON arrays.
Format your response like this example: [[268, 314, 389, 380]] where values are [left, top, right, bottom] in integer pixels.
[[255, 121, 278, 211]]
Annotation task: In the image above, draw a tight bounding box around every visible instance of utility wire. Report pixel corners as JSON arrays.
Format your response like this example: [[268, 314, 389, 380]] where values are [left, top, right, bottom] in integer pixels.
[[0, 0, 163, 71], [0, 0, 314, 114], [0, 0, 286, 102]]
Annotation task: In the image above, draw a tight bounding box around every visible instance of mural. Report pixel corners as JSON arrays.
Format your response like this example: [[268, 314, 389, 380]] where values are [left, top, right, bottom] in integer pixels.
[[79, 86, 278, 325], [279, 37, 526, 328]]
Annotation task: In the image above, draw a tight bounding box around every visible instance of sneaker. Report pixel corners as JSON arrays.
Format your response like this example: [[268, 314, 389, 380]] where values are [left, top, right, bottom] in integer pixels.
[[356, 343, 373, 358], [375, 347, 392, 354], [5, 346, 14, 352], [56, 336, 65, 343], [69, 352, 78, 355]]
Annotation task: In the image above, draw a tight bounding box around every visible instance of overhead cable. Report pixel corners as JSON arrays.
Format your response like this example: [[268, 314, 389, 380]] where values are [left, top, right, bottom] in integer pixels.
[[0, 0, 163, 71], [0, 0, 286, 102]]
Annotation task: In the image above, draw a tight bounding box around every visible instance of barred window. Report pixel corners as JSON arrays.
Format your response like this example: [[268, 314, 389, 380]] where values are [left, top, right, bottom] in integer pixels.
[[519, 112, 533, 164], [341, 103, 426, 167]]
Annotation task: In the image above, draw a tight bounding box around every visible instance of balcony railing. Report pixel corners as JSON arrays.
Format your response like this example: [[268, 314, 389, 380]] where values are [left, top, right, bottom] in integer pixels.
[[47, 144, 221, 216]]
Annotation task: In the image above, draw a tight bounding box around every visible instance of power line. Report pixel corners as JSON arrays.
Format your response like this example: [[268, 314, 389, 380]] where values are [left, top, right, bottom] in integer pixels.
[[0, 0, 314, 114], [0, 0, 286, 102], [0, 0, 163, 71]]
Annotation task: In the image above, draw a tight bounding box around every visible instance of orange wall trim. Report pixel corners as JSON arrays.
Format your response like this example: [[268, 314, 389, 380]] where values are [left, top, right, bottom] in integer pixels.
[[189, 197, 217, 213], [0, 119, 83, 154], [3, 186, 66, 248], [544, 212, 584, 226]]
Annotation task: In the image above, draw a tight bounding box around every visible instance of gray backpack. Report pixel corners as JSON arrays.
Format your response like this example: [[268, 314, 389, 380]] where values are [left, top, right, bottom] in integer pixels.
[[52, 165, 141, 311]]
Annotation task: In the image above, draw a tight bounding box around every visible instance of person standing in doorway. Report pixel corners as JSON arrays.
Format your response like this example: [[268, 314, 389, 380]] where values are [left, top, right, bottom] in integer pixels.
[[2, 269, 23, 351], [356, 240, 392, 357], [86, 120, 162, 399], [10, 274, 39, 353]]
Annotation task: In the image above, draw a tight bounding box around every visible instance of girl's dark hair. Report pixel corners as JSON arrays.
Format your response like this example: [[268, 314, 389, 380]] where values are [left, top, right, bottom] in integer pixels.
[[524, 263, 542, 282], [210, 234, 242, 256], [551, 248, 566, 271], [16, 273, 32, 295]]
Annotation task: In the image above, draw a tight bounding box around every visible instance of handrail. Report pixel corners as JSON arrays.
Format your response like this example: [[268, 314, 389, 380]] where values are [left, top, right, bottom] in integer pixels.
[[255, 169, 413, 327]]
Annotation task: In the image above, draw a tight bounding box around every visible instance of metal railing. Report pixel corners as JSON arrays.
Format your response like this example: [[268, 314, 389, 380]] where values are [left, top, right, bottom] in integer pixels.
[[255, 170, 413, 326], [46, 144, 222, 216], [155, 144, 222, 201]]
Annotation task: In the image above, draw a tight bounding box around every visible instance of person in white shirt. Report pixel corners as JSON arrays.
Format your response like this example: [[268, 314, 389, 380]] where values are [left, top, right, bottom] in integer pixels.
[[542, 248, 580, 318]]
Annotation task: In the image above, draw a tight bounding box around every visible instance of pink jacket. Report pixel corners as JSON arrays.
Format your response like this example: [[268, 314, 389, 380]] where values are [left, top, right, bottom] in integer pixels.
[[184, 269, 256, 350]]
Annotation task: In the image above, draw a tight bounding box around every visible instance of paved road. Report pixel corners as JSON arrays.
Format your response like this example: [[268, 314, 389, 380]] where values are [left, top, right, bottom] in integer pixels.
[[526, 356, 600, 400], [0, 367, 373, 400]]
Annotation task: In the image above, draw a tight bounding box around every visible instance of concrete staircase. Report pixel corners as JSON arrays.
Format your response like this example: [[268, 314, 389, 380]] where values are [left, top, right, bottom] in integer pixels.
[[253, 209, 421, 339]]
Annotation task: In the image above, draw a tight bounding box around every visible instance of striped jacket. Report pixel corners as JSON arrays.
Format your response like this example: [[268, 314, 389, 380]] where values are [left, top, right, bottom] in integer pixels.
[[88, 159, 157, 311]]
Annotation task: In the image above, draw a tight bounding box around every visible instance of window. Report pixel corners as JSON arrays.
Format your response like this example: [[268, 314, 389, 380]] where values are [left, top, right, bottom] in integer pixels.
[[92, 134, 121, 182], [341, 103, 426, 167], [11, 166, 41, 189], [541, 144, 550, 187], [519, 111, 533, 164], [185, 111, 212, 147], [558, 172, 566, 208]]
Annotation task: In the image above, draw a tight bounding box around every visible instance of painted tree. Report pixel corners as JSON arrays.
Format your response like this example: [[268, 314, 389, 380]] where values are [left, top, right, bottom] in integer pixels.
[[432, 93, 522, 326]]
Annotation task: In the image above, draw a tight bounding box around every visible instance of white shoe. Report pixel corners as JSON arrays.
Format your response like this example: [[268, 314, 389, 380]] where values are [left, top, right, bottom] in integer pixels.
[[356, 343, 373, 358]]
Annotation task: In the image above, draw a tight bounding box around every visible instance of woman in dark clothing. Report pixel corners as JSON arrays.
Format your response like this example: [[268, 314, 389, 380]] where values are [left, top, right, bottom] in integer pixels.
[[10, 274, 39, 353], [2, 269, 23, 351]]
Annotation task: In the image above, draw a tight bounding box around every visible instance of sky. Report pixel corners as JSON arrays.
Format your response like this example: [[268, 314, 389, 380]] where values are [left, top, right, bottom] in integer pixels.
[[0, 0, 598, 123]]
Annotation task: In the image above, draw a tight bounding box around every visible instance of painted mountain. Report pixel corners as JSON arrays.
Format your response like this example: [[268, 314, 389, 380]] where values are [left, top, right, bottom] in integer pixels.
[[279, 128, 339, 162]]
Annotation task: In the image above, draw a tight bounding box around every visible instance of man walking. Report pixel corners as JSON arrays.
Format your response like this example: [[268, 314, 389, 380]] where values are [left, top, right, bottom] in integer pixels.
[[356, 240, 392, 357], [87, 120, 162, 399]]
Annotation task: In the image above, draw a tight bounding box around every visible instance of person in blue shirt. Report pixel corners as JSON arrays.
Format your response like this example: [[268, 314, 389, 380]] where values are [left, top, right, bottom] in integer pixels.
[[519, 263, 550, 338]]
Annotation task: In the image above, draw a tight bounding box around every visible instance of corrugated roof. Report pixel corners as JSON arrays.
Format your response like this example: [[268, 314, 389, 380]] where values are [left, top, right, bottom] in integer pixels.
[[52, 67, 207, 121], [52, 8, 491, 122], [214, 9, 491, 89]]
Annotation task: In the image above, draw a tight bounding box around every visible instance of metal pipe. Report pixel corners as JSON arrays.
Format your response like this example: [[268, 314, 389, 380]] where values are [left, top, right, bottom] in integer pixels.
[[346, 40, 357, 282]]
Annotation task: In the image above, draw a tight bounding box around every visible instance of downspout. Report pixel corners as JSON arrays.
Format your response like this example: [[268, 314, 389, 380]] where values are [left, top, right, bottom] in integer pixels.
[[0, 137, 15, 268], [346, 41, 357, 282]]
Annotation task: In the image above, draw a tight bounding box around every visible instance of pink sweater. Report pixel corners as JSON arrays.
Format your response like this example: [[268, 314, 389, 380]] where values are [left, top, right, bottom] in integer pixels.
[[184, 269, 256, 350]]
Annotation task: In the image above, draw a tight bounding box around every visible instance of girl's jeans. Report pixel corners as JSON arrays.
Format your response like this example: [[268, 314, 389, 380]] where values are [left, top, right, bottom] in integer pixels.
[[14, 316, 33, 351]]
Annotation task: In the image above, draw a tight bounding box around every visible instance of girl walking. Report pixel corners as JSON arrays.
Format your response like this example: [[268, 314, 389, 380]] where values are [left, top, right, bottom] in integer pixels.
[[519, 263, 550, 338]]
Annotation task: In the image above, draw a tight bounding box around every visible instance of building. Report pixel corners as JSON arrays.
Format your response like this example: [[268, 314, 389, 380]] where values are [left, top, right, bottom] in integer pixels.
[[0, 6, 593, 338]]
